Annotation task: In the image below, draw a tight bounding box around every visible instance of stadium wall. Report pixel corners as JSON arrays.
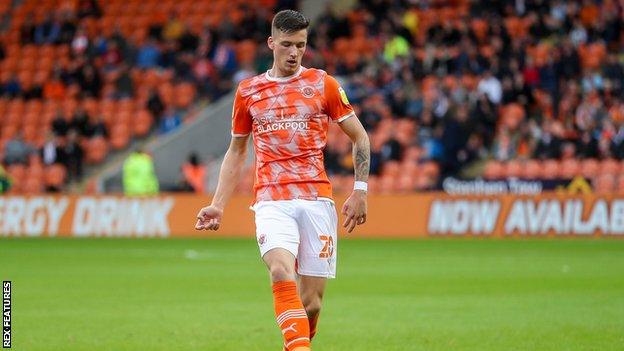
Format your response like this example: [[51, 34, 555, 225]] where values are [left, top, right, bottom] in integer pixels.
[[1, 194, 624, 238]]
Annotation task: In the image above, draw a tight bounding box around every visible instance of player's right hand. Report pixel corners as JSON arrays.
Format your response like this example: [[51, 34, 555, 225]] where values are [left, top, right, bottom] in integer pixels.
[[195, 205, 224, 231]]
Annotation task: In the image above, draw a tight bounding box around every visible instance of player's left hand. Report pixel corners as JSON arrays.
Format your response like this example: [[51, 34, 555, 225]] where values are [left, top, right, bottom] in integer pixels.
[[341, 190, 367, 233]]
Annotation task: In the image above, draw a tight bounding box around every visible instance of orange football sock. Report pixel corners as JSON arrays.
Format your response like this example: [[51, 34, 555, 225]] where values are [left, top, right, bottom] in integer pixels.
[[273, 281, 310, 351]]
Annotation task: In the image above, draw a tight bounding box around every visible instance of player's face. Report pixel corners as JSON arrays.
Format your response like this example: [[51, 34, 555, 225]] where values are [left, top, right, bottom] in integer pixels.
[[268, 29, 307, 77]]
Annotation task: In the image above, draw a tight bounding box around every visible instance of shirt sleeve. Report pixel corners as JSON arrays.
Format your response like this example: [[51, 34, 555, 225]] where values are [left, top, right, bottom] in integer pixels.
[[324, 74, 355, 122], [231, 86, 252, 136]]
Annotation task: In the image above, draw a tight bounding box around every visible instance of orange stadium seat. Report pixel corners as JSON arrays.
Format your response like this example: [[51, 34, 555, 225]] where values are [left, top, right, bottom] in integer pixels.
[[236, 40, 257, 65], [134, 110, 154, 137], [421, 161, 440, 179], [594, 174, 616, 194], [44, 164, 67, 189], [396, 173, 415, 193], [520, 159, 541, 179], [414, 174, 433, 191], [483, 160, 504, 179], [580, 158, 600, 178], [403, 146, 423, 163], [503, 160, 523, 178], [379, 174, 397, 194], [85, 136, 109, 164], [600, 159, 620, 176], [367, 176, 379, 194], [175, 83, 196, 109], [560, 159, 581, 179], [400, 161, 419, 178], [1, 124, 18, 140], [22, 176, 43, 194], [540, 159, 560, 179], [617, 176, 624, 195], [381, 161, 400, 177], [110, 125, 131, 150]]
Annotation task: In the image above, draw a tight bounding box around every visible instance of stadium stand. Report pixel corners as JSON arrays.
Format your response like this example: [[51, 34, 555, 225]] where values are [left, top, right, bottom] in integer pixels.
[[0, 0, 280, 193], [313, 0, 624, 194], [1, 0, 623, 194]]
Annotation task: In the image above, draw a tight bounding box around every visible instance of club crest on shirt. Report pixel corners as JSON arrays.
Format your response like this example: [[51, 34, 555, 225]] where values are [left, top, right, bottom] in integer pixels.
[[258, 234, 267, 246], [301, 86, 315, 98]]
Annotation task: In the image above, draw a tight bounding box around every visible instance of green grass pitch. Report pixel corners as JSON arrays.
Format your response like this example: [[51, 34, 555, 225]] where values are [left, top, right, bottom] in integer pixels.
[[1, 237, 623, 350]]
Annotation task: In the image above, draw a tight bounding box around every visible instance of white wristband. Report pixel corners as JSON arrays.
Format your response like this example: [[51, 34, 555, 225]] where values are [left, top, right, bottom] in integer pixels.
[[354, 181, 368, 192]]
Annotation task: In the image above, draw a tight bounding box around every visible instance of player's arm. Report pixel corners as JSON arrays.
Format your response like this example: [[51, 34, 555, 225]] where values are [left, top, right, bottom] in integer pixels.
[[196, 85, 252, 231], [339, 116, 370, 233], [195, 135, 249, 231]]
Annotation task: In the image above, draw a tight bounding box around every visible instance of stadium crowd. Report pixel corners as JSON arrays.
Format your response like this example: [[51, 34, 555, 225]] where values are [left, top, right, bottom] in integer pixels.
[[315, 0, 624, 193], [0, 0, 290, 193], [1, 0, 623, 194]]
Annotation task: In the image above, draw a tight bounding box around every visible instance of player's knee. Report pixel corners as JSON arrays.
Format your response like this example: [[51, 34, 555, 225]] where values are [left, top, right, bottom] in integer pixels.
[[269, 264, 295, 282], [302, 294, 322, 317]]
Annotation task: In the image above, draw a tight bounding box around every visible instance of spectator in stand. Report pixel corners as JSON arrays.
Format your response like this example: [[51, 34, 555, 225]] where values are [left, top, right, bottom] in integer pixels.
[[233, 63, 256, 85], [492, 130, 517, 162], [441, 105, 471, 174], [103, 41, 123, 70], [63, 130, 84, 182], [136, 38, 161, 69], [34, 13, 61, 45], [212, 40, 238, 77], [4, 132, 35, 165], [115, 64, 134, 98], [576, 130, 599, 159], [43, 71, 66, 100], [123, 148, 159, 196], [59, 10, 77, 44], [323, 146, 343, 176], [77, 0, 102, 19], [77, 64, 102, 98], [162, 12, 184, 42], [369, 137, 383, 176], [40, 133, 65, 166], [180, 152, 206, 193], [179, 23, 199, 53], [0, 165, 11, 194], [88, 115, 109, 138], [3, 73, 21, 98], [380, 131, 403, 162], [159, 107, 182, 135], [534, 120, 563, 159], [477, 70, 502, 105], [20, 14, 36, 44], [71, 106, 91, 136], [52, 110, 70, 137], [71, 27, 89, 55], [146, 88, 165, 124]]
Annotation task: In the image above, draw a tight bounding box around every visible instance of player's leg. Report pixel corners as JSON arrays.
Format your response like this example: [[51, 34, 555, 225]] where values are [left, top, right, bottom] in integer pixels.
[[298, 275, 326, 341], [254, 201, 311, 351], [294, 199, 338, 343]]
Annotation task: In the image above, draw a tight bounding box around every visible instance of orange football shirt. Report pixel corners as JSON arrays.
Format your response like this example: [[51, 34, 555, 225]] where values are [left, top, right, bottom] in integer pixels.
[[231, 66, 355, 202]]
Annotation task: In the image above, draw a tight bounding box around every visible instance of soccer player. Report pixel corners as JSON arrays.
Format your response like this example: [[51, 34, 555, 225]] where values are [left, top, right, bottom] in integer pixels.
[[195, 10, 370, 351]]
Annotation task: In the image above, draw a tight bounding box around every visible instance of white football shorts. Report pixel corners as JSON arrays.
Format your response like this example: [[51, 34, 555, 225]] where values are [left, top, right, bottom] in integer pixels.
[[252, 199, 338, 278]]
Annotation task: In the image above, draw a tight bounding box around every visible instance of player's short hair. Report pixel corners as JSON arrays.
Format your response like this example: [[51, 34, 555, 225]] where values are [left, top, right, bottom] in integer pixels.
[[271, 10, 309, 35]]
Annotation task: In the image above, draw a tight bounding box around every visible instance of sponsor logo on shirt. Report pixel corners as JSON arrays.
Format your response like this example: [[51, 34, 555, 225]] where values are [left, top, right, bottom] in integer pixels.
[[338, 87, 350, 105]]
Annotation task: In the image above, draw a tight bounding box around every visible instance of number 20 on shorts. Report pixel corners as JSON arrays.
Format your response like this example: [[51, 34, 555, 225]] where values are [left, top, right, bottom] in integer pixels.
[[319, 235, 334, 258]]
